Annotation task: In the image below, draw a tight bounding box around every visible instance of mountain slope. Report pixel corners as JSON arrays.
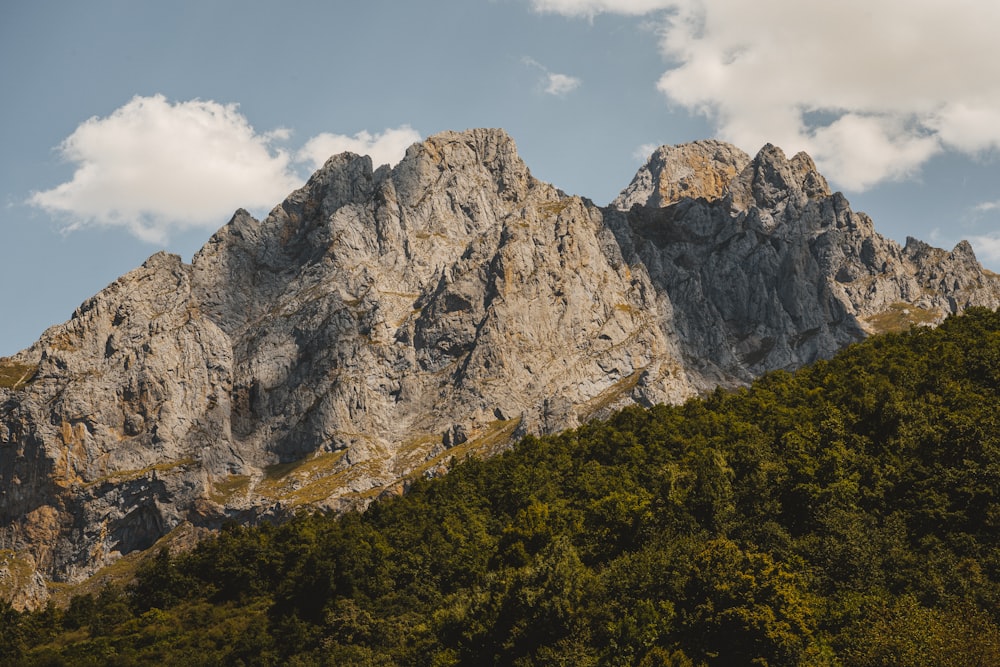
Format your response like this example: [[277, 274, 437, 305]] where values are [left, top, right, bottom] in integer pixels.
[[2, 128, 999, 607], [7, 307, 1000, 665]]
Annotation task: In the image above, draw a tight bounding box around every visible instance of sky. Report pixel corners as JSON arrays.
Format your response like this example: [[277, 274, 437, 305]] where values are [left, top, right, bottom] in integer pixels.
[[4, 0, 1000, 356]]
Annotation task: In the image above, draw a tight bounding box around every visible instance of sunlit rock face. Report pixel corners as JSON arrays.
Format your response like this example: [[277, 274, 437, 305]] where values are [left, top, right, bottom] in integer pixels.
[[3, 128, 999, 608]]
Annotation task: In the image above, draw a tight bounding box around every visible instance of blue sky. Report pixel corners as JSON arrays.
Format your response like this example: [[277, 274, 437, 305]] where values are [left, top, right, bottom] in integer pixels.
[[4, 0, 1000, 356]]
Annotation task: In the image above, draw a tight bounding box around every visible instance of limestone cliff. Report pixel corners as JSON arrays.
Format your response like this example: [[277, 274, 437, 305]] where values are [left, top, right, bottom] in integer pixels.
[[608, 141, 1000, 387], [2, 129, 999, 608]]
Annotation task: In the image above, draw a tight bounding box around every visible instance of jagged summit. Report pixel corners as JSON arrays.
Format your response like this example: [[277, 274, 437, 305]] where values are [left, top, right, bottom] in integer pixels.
[[2, 128, 999, 609], [727, 143, 832, 213], [613, 139, 750, 210], [605, 137, 1000, 386], [614, 140, 832, 214]]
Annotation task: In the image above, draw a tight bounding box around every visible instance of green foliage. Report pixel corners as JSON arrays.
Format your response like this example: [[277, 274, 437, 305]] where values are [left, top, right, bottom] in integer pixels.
[[11, 307, 1000, 665], [0, 601, 26, 663], [678, 538, 817, 665], [0, 359, 36, 390]]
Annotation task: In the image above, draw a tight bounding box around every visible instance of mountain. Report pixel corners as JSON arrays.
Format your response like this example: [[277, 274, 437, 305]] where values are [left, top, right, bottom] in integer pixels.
[[7, 307, 1000, 664], [608, 140, 1000, 386], [2, 128, 999, 608]]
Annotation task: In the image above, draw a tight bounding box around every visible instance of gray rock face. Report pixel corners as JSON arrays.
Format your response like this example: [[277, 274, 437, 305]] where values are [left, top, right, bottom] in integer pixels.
[[608, 142, 1000, 388], [0, 253, 234, 606], [2, 129, 999, 607]]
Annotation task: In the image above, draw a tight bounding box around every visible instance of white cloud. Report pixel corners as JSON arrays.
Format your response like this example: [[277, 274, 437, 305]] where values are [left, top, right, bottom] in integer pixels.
[[967, 204, 1000, 264], [538, 0, 1000, 191], [29, 95, 301, 243], [633, 143, 659, 162], [29, 95, 423, 243], [544, 72, 582, 96], [530, 0, 675, 17], [967, 234, 1000, 265], [296, 126, 421, 171], [930, 105, 1000, 155], [806, 114, 940, 191], [522, 57, 582, 97]]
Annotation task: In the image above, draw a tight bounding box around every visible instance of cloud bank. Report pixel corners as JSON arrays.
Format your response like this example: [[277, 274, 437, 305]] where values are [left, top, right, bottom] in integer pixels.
[[30, 95, 418, 243], [534, 0, 1000, 191]]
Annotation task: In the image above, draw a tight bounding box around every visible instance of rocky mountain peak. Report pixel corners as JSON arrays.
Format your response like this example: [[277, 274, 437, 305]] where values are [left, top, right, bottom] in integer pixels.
[[614, 139, 833, 220], [393, 128, 533, 207], [605, 138, 1000, 388], [728, 143, 831, 213], [612, 140, 750, 210]]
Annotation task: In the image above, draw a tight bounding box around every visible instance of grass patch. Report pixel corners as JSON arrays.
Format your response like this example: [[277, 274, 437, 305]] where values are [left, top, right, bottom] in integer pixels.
[[281, 459, 381, 506], [392, 433, 446, 470], [537, 200, 572, 217], [86, 458, 196, 488], [409, 419, 522, 479], [207, 475, 251, 505], [258, 422, 525, 507], [863, 303, 942, 334], [413, 231, 451, 241], [377, 290, 421, 299], [256, 451, 348, 503], [614, 303, 641, 316], [261, 451, 346, 483], [0, 359, 37, 390], [580, 371, 644, 422]]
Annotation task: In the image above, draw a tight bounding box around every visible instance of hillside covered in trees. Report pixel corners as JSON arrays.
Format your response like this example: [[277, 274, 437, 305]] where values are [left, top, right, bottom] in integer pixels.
[[4, 308, 1000, 665]]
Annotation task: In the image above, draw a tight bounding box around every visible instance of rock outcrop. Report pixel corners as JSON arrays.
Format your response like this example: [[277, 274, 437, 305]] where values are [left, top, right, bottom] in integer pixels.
[[2, 129, 999, 607], [607, 141, 1000, 388], [613, 140, 751, 210]]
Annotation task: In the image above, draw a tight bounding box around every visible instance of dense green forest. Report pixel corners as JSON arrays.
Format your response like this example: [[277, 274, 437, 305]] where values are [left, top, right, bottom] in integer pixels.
[[5, 308, 1000, 666]]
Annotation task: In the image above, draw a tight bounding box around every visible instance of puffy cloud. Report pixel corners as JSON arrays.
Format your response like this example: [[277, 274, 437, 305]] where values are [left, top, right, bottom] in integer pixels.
[[29, 96, 422, 243], [544, 72, 582, 96], [930, 105, 1000, 155], [522, 57, 582, 97], [29, 95, 301, 243], [296, 126, 421, 171], [806, 114, 940, 191], [967, 233, 1000, 265], [538, 0, 1000, 191]]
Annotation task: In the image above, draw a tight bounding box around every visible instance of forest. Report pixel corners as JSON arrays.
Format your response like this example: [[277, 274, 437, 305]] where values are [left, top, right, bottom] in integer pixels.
[[3, 308, 1000, 665]]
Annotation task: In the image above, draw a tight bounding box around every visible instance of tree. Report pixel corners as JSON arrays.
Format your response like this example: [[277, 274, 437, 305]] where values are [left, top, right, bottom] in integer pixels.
[[679, 538, 818, 666]]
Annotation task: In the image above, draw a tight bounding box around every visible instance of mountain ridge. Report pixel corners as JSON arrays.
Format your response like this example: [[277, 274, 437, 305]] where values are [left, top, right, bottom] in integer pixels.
[[2, 127, 999, 608]]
